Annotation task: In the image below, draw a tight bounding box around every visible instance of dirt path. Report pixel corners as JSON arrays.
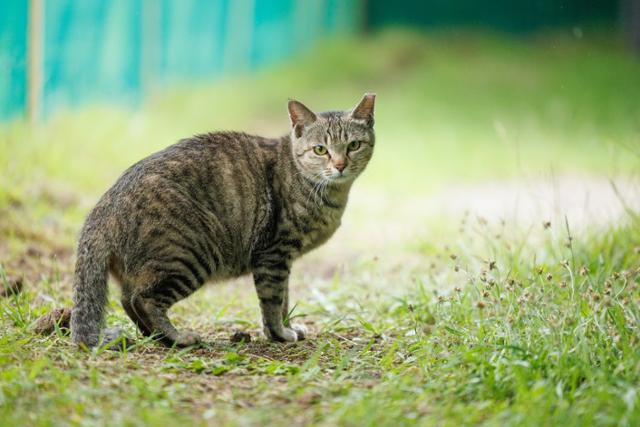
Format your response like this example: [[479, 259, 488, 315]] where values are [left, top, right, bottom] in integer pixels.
[[312, 174, 640, 261]]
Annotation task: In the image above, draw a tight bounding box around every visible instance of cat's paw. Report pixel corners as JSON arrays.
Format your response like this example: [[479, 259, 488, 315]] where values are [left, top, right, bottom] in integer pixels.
[[174, 330, 202, 347], [99, 327, 135, 351], [264, 325, 299, 343], [291, 324, 307, 340]]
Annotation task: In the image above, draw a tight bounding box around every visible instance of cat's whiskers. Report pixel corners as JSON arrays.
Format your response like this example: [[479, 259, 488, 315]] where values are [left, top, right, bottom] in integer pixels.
[[302, 173, 325, 206], [312, 178, 328, 207]]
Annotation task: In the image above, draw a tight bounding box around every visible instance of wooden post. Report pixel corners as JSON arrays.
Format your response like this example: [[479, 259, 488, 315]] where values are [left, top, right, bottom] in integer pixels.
[[27, 0, 43, 123]]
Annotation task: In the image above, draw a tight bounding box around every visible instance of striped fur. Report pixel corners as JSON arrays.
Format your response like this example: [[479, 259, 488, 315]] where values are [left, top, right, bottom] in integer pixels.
[[71, 94, 376, 348]]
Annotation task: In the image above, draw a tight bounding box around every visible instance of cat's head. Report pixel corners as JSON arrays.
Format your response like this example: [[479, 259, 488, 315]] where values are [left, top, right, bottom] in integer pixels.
[[288, 93, 375, 185]]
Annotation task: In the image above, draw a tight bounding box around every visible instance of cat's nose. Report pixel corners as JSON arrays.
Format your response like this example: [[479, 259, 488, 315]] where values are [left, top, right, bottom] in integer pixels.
[[333, 163, 346, 172]]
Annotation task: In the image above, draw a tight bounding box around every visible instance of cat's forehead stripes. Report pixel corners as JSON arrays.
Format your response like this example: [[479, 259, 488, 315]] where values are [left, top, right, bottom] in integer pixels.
[[320, 111, 349, 145]]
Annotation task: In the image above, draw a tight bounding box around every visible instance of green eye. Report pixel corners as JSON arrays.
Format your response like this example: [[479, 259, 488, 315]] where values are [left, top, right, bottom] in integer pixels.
[[348, 140, 362, 151], [313, 145, 328, 155]]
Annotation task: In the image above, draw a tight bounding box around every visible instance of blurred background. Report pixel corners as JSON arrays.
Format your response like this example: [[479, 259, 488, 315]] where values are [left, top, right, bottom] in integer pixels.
[[1, 0, 639, 253]]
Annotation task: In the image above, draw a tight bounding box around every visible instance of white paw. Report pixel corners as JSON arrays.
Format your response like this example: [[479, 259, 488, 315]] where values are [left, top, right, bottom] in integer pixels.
[[291, 324, 307, 340], [264, 325, 298, 343]]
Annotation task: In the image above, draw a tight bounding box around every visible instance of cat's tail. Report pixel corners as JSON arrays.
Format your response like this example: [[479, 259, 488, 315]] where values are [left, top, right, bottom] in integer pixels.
[[70, 228, 110, 349]]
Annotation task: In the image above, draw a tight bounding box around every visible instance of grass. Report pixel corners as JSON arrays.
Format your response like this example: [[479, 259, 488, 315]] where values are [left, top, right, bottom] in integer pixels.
[[1, 28, 640, 426]]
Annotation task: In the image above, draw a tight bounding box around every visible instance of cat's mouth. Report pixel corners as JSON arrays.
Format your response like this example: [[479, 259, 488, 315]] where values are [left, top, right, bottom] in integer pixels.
[[328, 172, 354, 184]]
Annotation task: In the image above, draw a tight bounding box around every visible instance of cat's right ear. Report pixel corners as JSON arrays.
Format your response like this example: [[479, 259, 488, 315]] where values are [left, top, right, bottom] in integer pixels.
[[288, 100, 317, 138]]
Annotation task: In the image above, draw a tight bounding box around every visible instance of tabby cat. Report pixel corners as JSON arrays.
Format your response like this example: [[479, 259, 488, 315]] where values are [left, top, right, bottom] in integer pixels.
[[71, 93, 376, 348]]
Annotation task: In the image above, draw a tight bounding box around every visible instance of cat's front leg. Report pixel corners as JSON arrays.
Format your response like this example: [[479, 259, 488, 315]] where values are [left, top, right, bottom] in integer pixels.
[[252, 259, 305, 342], [282, 284, 307, 340]]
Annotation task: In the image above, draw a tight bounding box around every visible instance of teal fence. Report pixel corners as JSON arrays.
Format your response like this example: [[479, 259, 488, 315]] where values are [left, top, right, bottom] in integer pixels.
[[0, 0, 362, 122], [0, 1, 28, 120]]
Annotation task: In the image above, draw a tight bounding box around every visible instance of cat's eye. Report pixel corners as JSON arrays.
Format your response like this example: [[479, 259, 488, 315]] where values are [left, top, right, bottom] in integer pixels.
[[313, 145, 328, 156], [347, 141, 362, 151]]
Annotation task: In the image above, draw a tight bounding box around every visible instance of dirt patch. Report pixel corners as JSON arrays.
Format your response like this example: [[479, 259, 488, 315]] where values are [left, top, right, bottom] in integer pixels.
[[32, 307, 72, 334], [0, 206, 75, 296], [332, 174, 640, 254]]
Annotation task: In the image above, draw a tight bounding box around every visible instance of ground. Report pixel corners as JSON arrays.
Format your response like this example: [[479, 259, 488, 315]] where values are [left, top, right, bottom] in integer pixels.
[[1, 29, 640, 426]]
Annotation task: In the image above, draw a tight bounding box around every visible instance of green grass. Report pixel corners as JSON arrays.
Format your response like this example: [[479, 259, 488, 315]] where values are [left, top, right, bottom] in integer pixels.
[[1, 212, 639, 426], [1, 29, 640, 426]]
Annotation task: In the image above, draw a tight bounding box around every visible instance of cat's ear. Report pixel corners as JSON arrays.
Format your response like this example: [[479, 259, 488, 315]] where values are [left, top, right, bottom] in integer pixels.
[[350, 93, 376, 125], [288, 99, 317, 138]]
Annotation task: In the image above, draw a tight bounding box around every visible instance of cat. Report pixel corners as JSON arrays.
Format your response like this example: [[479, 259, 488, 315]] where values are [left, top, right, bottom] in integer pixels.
[[70, 93, 376, 348]]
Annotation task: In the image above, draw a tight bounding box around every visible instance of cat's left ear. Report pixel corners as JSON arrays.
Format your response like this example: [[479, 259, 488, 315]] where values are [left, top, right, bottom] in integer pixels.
[[288, 99, 317, 138], [350, 93, 376, 125]]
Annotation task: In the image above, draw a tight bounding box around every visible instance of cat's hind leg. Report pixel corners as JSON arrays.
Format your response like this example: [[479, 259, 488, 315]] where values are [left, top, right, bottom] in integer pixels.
[[121, 287, 153, 337], [129, 275, 203, 347]]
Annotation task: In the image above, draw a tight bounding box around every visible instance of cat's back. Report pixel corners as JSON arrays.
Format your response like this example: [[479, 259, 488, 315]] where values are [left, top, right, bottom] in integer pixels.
[[116, 132, 274, 187], [89, 131, 282, 235]]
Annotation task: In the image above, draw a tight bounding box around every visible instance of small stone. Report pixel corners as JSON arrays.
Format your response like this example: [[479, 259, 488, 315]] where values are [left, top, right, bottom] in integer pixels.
[[230, 330, 252, 343]]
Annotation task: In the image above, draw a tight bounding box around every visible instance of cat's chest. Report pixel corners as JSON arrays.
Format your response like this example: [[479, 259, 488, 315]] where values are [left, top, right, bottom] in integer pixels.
[[292, 204, 345, 256]]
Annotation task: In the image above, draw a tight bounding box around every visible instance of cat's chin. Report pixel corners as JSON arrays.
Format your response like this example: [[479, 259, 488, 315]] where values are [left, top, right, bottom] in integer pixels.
[[327, 175, 355, 185]]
